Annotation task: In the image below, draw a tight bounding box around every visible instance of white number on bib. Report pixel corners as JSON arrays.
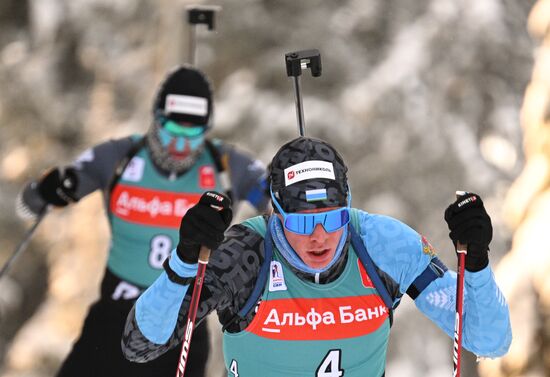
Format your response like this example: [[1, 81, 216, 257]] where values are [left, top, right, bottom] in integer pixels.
[[148, 234, 172, 269], [316, 349, 343, 377], [229, 359, 239, 376]]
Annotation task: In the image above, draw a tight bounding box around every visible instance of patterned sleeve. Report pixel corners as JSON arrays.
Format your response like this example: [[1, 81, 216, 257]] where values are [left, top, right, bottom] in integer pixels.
[[220, 142, 270, 212], [17, 136, 136, 217], [122, 222, 266, 362], [356, 209, 511, 357], [415, 267, 512, 357]]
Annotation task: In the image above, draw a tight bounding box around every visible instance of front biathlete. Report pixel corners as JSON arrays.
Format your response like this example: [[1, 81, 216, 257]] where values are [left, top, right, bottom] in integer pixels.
[[17, 66, 269, 377], [122, 137, 511, 376]]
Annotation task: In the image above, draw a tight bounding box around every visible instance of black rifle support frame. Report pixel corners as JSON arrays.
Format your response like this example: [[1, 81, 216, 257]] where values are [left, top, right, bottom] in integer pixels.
[[185, 5, 221, 65], [284, 49, 322, 136]]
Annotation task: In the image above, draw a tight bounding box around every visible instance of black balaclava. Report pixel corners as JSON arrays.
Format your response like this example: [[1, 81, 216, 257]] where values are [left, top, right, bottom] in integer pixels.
[[146, 65, 213, 175]]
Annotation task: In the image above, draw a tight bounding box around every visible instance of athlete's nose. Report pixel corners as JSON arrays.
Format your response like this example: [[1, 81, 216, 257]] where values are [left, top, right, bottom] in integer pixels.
[[309, 223, 328, 244]]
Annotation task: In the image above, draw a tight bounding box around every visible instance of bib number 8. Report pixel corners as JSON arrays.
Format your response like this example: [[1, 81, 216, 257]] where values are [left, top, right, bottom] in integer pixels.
[[317, 350, 343, 377], [149, 234, 172, 269]]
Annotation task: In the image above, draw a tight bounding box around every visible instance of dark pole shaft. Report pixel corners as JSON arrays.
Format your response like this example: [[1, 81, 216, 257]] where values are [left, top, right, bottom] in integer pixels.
[[0, 209, 47, 280], [188, 25, 196, 66], [292, 76, 306, 136]]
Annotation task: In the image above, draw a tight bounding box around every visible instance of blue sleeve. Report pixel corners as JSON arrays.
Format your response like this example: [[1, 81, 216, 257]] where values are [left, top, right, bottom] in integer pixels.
[[415, 267, 512, 357], [357, 211, 433, 297], [356, 210, 511, 357], [135, 249, 197, 344]]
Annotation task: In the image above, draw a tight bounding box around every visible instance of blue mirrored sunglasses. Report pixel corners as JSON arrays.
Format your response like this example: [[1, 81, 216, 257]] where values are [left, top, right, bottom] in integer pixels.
[[270, 186, 351, 235]]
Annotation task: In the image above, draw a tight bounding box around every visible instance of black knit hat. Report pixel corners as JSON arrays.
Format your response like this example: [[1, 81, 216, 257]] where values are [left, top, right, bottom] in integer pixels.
[[152, 65, 213, 126], [269, 137, 349, 213]]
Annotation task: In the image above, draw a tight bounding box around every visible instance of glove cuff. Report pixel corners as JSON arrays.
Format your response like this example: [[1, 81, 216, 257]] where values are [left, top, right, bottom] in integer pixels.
[[176, 241, 201, 264], [465, 249, 489, 272], [163, 258, 196, 285]]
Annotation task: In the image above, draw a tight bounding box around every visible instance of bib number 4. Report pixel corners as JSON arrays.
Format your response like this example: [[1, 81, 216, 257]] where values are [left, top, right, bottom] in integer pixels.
[[229, 359, 239, 377], [229, 350, 343, 376], [317, 350, 344, 377]]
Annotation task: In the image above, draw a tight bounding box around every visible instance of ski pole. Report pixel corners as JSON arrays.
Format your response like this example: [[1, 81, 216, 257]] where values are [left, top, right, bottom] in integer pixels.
[[0, 207, 48, 280], [452, 191, 468, 377], [175, 245, 211, 377], [185, 5, 221, 66], [284, 49, 322, 136]]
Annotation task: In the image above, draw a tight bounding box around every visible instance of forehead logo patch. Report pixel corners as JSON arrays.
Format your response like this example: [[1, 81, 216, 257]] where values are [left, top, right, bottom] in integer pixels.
[[284, 160, 335, 186], [165, 94, 208, 116]]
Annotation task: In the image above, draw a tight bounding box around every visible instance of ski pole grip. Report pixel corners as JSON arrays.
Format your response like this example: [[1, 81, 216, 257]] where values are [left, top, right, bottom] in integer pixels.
[[285, 49, 322, 77], [455, 191, 468, 255], [198, 246, 211, 264]]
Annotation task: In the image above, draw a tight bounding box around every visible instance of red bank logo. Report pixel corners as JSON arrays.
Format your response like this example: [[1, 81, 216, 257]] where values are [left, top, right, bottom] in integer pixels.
[[110, 184, 201, 228], [199, 165, 216, 189], [357, 260, 374, 288], [248, 296, 388, 340]]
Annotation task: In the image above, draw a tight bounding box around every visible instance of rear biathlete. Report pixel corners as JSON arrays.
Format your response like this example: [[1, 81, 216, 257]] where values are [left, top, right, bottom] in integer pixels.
[[17, 66, 269, 377], [122, 136, 511, 377]]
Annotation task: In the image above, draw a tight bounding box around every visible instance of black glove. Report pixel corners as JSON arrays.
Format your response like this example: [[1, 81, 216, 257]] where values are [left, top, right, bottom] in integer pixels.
[[177, 191, 233, 264], [444, 192, 492, 272], [37, 167, 79, 207]]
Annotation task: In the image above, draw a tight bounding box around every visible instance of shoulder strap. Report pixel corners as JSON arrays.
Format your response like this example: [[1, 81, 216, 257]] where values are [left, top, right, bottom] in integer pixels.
[[107, 136, 146, 194], [204, 139, 233, 202], [348, 224, 395, 318], [350, 210, 446, 304]]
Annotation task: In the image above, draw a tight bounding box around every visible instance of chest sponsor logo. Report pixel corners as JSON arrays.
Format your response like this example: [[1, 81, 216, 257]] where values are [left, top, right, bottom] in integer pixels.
[[248, 295, 388, 340], [199, 165, 216, 189], [110, 184, 201, 228], [268, 261, 287, 292], [357, 259, 374, 289], [121, 156, 145, 182]]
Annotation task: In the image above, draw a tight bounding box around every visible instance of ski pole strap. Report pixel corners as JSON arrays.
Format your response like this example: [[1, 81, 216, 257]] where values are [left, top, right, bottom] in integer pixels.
[[236, 217, 275, 318], [349, 224, 395, 314], [406, 257, 448, 300]]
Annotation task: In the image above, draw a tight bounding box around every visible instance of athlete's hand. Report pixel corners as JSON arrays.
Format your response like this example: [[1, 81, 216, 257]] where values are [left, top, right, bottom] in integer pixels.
[[177, 191, 232, 264], [36, 167, 79, 207], [444, 192, 492, 272]]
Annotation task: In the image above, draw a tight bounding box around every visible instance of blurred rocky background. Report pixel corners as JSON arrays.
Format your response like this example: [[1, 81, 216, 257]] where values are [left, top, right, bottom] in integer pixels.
[[0, 0, 543, 376]]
